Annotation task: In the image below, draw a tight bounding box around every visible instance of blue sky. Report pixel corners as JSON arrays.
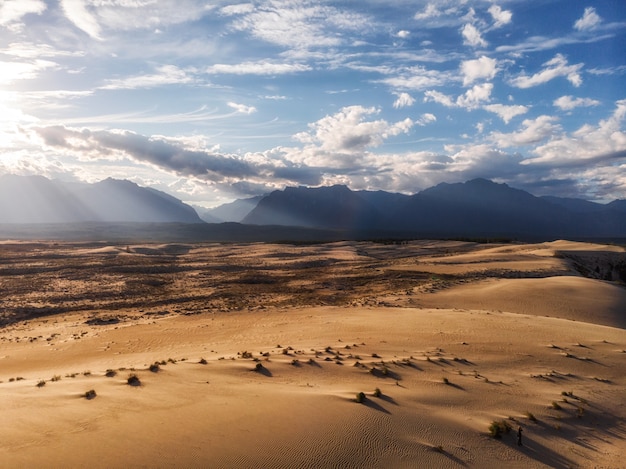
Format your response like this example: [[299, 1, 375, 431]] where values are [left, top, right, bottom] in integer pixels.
[[0, 0, 625, 206]]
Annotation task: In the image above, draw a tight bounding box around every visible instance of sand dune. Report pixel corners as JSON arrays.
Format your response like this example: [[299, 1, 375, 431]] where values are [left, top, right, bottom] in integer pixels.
[[1, 240, 625, 468], [419, 276, 626, 328]]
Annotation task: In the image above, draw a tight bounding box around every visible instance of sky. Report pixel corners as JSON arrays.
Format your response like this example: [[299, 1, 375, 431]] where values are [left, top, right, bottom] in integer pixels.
[[0, 0, 625, 207]]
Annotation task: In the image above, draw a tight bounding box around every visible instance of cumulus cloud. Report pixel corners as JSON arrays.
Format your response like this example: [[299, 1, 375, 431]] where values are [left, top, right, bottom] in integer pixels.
[[488, 5, 512, 29], [526, 99, 626, 164], [483, 104, 529, 124], [510, 54, 583, 88], [396, 30, 410, 39], [426, 84, 492, 110], [461, 23, 487, 48], [460, 55, 497, 86], [227, 102, 257, 114], [553, 95, 601, 111], [416, 113, 436, 126], [424, 90, 455, 108], [490, 115, 561, 147], [393, 92, 415, 109], [574, 7, 602, 31], [456, 83, 493, 109], [293, 106, 413, 154]]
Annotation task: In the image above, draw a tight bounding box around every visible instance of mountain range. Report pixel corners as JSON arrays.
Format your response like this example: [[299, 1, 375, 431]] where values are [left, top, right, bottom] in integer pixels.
[[1, 175, 625, 241], [240, 179, 626, 239], [0, 175, 202, 224]]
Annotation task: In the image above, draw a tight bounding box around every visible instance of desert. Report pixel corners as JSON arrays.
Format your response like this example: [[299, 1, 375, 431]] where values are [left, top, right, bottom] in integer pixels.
[[1, 239, 625, 468]]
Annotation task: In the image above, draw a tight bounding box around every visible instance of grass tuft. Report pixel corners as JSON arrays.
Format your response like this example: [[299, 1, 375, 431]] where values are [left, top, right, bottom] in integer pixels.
[[488, 420, 512, 438], [127, 374, 141, 386]]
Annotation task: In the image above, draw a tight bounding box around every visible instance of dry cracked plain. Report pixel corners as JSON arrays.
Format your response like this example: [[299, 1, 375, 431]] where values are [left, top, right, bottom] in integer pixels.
[[1, 239, 625, 468]]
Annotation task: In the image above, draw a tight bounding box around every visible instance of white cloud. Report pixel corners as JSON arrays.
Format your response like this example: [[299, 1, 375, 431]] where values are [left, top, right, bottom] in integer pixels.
[[220, 3, 254, 16], [425, 84, 493, 111], [554, 95, 601, 111], [488, 5, 512, 29], [461, 23, 487, 48], [378, 65, 448, 90], [206, 61, 311, 75], [527, 100, 626, 164], [0, 0, 46, 27], [574, 7, 602, 31], [396, 30, 410, 39], [61, 0, 102, 40], [227, 102, 257, 115], [0, 59, 58, 85], [416, 113, 436, 126], [483, 104, 529, 124], [510, 54, 583, 88], [414, 3, 442, 21], [293, 106, 413, 154], [90, 1, 215, 32], [424, 90, 455, 108], [491, 115, 561, 148], [100, 65, 195, 90], [460, 55, 497, 86], [456, 83, 493, 110], [393, 92, 415, 109], [231, 2, 370, 49]]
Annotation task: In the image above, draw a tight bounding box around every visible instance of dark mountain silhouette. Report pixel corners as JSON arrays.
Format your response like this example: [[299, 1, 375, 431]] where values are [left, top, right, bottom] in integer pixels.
[[242, 178, 626, 239], [2, 175, 626, 241], [541, 195, 605, 213], [195, 195, 265, 223], [242, 185, 381, 230], [0, 175, 202, 224]]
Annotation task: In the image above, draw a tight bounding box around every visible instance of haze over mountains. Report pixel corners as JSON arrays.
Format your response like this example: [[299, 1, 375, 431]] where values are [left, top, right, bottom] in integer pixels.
[[0, 175, 202, 224], [1, 175, 625, 241]]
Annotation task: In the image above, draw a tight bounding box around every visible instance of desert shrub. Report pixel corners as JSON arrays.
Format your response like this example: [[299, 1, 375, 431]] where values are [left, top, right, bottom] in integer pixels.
[[51, 375, 61, 382], [199, 358, 208, 365], [84, 389, 97, 400], [356, 392, 366, 403], [551, 401, 562, 410], [36, 380, 46, 388], [488, 420, 512, 438], [255, 362, 264, 371], [149, 363, 160, 373], [127, 374, 141, 386], [442, 377, 450, 385], [105, 369, 117, 378], [525, 411, 537, 422], [373, 387, 382, 397]]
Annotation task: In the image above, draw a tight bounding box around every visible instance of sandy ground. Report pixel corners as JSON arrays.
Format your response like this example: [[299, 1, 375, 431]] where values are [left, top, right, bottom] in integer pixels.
[[1, 239, 625, 468]]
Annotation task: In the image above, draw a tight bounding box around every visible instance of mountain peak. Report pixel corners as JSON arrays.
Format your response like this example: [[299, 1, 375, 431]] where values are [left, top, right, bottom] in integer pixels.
[[0, 175, 202, 224]]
